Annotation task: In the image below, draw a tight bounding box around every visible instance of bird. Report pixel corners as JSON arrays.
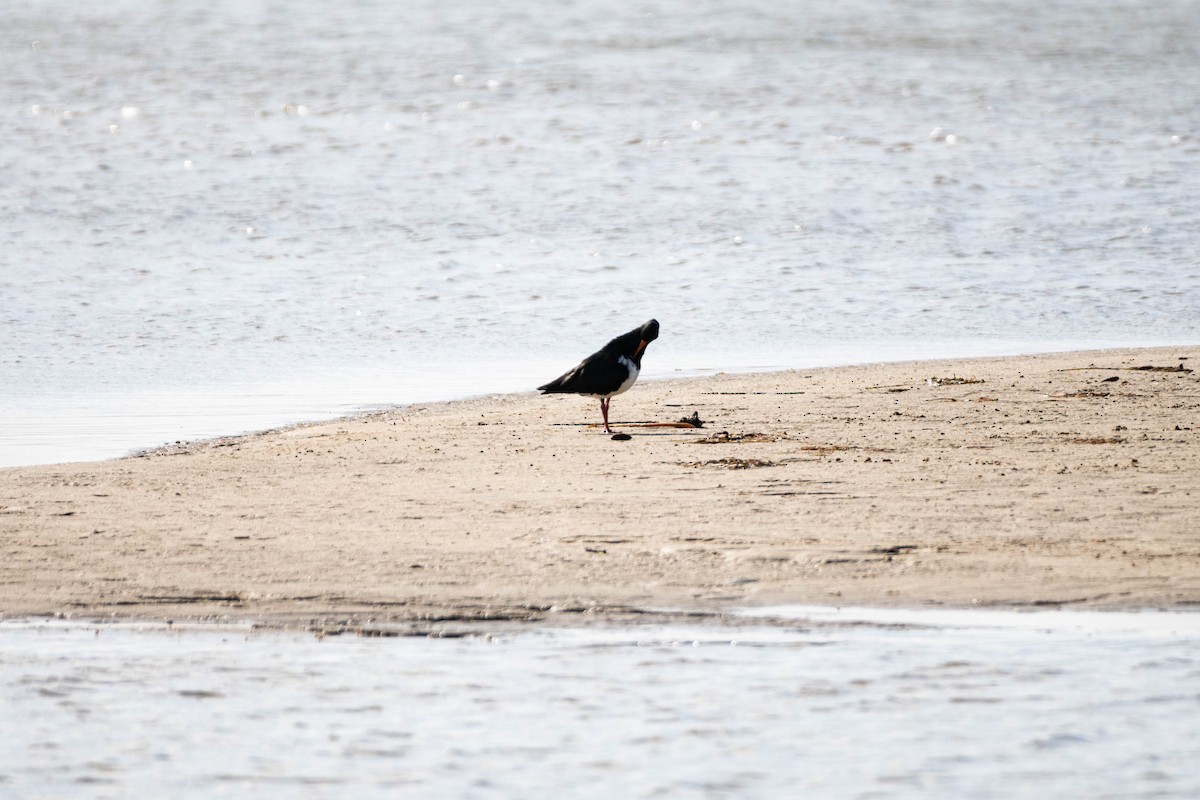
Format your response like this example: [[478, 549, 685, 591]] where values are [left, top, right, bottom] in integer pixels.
[[538, 319, 660, 434]]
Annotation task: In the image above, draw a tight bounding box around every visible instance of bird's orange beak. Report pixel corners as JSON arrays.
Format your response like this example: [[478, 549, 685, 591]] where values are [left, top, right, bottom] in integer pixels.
[[634, 339, 648, 359]]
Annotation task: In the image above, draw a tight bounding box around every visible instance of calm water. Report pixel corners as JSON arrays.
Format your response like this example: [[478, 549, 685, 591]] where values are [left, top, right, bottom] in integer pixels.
[[2, 0, 1199, 465], [2, 607, 1198, 798]]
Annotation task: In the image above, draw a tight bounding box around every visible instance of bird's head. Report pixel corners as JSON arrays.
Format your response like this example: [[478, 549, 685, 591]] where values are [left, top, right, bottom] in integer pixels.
[[632, 318, 659, 362]]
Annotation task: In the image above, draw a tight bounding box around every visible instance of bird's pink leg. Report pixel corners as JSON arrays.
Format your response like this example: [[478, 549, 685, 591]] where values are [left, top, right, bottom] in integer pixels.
[[601, 398, 612, 433]]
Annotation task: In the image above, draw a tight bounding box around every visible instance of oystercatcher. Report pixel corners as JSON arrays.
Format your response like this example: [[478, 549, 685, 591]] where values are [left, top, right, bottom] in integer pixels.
[[538, 319, 660, 434]]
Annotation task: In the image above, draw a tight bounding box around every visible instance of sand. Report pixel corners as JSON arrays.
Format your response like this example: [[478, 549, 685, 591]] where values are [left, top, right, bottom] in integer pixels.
[[2, 347, 1198, 629]]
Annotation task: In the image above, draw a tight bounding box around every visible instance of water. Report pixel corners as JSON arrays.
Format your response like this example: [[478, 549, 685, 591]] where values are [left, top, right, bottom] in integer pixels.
[[2, 0, 1199, 465], [2, 608, 1198, 798]]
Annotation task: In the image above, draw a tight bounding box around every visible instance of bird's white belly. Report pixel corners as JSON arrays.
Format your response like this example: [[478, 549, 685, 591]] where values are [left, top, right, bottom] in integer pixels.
[[587, 356, 639, 399]]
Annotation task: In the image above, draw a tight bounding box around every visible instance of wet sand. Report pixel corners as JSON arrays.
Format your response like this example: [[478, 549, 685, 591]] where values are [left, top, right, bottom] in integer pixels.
[[2, 347, 1198, 627]]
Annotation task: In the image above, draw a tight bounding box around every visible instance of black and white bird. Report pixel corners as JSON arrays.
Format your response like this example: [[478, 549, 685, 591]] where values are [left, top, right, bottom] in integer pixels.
[[538, 319, 660, 434]]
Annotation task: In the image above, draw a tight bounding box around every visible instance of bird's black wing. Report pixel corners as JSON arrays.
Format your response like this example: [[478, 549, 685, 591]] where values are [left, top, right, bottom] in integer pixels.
[[537, 351, 628, 395]]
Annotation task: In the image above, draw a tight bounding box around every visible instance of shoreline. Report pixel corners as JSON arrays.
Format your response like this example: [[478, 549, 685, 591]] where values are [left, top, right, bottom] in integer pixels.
[[3, 345, 1199, 628], [2, 339, 1181, 470]]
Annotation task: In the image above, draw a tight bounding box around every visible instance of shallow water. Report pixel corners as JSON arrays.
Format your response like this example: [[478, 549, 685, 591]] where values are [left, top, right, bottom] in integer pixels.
[[2, 607, 1198, 798], [3, 0, 1199, 464]]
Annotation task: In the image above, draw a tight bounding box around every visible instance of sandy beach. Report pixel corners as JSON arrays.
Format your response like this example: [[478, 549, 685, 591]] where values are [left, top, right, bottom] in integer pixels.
[[2, 347, 1198, 628]]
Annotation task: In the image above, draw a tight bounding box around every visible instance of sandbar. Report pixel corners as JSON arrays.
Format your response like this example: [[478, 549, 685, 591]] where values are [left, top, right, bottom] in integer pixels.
[[2, 347, 1198, 629]]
